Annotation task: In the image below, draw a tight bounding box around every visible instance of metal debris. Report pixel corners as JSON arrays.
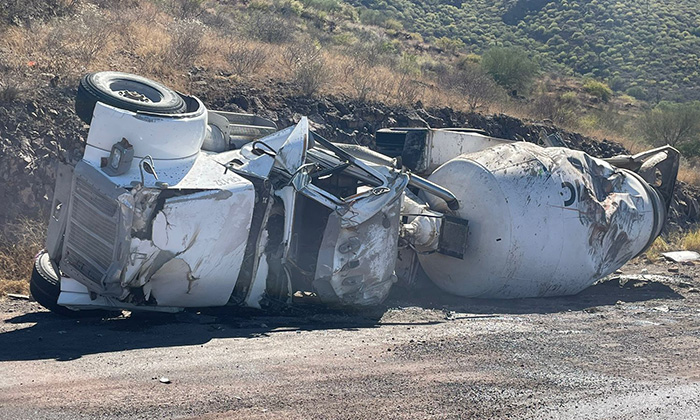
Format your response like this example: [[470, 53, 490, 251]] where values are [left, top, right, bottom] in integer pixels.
[[662, 251, 700, 263]]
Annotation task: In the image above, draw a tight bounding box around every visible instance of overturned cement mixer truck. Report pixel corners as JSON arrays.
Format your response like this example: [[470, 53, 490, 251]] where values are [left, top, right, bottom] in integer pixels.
[[30, 72, 680, 315]]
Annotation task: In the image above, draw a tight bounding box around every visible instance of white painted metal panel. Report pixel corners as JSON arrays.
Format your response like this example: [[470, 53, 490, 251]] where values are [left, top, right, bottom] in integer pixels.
[[420, 142, 660, 298], [146, 187, 255, 307], [426, 130, 513, 174], [84, 102, 207, 161]]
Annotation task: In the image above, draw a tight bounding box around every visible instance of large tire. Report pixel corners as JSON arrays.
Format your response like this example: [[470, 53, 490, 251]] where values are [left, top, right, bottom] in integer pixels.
[[30, 251, 73, 316], [30, 251, 115, 318], [75, 71, 187, 124]]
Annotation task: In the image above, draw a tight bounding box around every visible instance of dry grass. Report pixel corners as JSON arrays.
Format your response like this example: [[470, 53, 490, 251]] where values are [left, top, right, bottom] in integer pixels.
[[644, 228, 700, 262], [0, 0, 498, 108], [678, 165, 700, 186], [0, 0, 685, 144], [681, 228, 700, 252], [0, 0, 665, 139], [226, 40, 269, 78], [645, 236, 673, 263], [0, 1, 209, 90], [0, 217, 45, 296]]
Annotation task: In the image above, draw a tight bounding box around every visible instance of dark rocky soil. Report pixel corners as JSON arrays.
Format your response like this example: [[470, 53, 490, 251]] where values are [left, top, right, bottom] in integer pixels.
[[1, 76, 699, 230]]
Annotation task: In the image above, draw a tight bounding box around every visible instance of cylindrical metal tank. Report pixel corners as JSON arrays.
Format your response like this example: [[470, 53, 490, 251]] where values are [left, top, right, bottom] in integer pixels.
[[419, 142, 664, 298]]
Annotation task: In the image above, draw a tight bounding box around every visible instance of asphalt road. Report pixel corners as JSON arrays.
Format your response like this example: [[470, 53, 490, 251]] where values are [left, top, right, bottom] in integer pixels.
[[1, 260, 699, 419]]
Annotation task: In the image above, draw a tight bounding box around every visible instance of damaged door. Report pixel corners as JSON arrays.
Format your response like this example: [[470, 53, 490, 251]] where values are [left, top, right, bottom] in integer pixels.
[[220, 118, 410, 307]]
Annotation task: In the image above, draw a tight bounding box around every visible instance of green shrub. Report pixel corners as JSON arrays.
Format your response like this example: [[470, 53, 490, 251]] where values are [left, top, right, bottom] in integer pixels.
[[408, 32, 424, 43], [248, 0, 272, 11], [626, 86, 648, 101], [456, 53, 481, 67], [578, 114, 599, 130], [383, 18, 403, 31], [300, 0, 341, 12], [481, 46, 538, 95], [277, 0, 304, 16], [608, 76, 625, 91], [331, 32, 356, 46], [398, 53, 421, 77], [640, 101, 700, 155], [358, 8, 385, 26], [435, 36, 465, 54], [335, 0, 700, 101], [583, 80, 613, 102], [531, 90, 579, 126]]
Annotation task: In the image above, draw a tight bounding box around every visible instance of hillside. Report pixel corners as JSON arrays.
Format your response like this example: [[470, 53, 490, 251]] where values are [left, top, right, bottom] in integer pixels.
[[350, 0, 700, 101]]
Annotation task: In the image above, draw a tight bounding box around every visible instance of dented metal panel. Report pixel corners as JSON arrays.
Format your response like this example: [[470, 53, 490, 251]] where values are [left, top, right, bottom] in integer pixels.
[[45, 163, 74, 262], [142, 187, 254, 307], [314, 194, 403, 306], [417, 142, 664, 298], [60, 106, 257, 308]]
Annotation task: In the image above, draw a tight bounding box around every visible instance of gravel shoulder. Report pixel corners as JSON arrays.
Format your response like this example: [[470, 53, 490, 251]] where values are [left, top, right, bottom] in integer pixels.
[[1, 258, 699, 420]]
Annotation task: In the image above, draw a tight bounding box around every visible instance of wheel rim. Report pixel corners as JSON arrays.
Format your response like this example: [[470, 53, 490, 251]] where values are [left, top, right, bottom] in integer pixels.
[[108, 79, 165, 104]]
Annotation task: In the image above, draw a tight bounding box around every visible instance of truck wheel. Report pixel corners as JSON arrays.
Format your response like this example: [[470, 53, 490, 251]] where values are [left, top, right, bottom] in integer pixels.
[[30, 251, 73, 316], [30, 251, 114, 318], [75, 71, 187, 124]]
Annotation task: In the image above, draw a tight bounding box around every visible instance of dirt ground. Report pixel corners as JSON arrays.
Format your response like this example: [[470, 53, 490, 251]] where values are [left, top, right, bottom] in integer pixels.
[[1, 258, 699, 420]]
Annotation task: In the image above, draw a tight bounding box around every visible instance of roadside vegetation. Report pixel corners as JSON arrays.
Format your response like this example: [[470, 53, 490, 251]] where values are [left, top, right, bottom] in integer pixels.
[[0, 218, 44, 295], [349, 0, 700, 103], [645, 228, 700, 263]]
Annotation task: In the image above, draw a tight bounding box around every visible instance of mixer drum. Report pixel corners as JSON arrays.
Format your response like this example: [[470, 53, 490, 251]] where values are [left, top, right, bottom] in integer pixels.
[[419, 142, 665, 298]]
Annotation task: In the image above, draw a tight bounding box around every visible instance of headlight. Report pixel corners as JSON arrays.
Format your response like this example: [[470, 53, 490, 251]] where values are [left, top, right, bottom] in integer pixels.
[[102, 138, 134, 176], [110, 148, 122, 169]]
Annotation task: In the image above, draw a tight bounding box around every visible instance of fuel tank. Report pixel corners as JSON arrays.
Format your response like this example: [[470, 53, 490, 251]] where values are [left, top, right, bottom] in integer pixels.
[[419, 142, 666, 298]]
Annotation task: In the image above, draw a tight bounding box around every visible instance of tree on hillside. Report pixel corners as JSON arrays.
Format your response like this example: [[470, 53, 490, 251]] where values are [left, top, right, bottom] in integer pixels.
[[480, 46, 538, 96], [583, 80, 613, 102], [640, 101, 700, 156], [442, 62, 503, 112], [435, 36, 465, 55]]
